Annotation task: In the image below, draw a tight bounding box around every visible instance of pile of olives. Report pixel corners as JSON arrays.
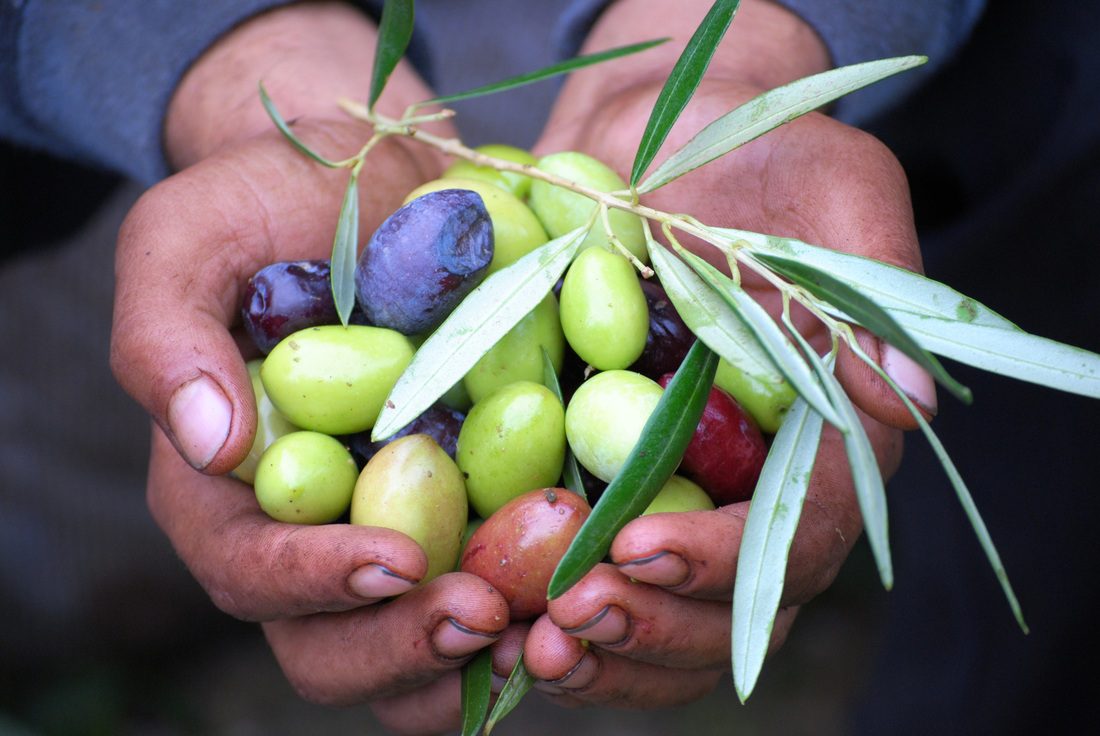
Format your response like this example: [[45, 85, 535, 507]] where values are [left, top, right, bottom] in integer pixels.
[[234, 146, 791, 617]]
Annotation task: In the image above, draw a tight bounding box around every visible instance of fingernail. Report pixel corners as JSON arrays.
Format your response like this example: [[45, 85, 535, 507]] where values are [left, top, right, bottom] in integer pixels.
[[616, 551, 689, 588], [347, 564, 417, 601], [431, 618, 499, 660], [561, 605, 630, 646], [534, 653, 600, 694], [882, 343, 938, 417], [167, 374, 232, 470]]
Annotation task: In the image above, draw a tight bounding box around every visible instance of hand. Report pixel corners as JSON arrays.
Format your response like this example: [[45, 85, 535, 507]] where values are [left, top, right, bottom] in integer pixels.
[[520, 0, 922, 704], [110, 5, 508, 732]]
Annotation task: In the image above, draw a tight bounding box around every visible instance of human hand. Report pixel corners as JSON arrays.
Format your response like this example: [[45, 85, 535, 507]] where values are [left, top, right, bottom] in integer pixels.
[[110, 5, 508, 732], [519, 0, 924, 703]]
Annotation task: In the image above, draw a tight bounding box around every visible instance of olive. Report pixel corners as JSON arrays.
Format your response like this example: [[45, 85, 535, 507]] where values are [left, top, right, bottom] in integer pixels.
[[231, 359, 299, 484], [643, 475, 716, 515], [443, 144, 538, 199], [714, 357, 796, 435], [564, 370, 663, 482], [253, 431, 358, 524], [463, 294, 564, 404]]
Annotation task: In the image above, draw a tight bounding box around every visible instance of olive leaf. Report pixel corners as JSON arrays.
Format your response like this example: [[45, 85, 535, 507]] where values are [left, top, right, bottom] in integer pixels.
[[259, 82, 342, 167], [331, 172, 360, 326], [542, 346, 586, 499], [676, 248, 845, 429], [851, 344, 1028, 633], [638, 56, 927, 193], [731, 392, 823, 701], [630, 0, 741, 186], [369, 0, 415, 111], [373, 227, 587, 441], [415, 39, 668, 110], [460, 648, 492, 736], [755, 252, 972, 404], [548, 340, 718, 599], [484, 654, 536, 735]]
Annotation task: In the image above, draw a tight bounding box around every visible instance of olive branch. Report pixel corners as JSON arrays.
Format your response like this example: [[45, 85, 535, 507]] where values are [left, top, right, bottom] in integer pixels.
[[260, 0, 1100, 729]]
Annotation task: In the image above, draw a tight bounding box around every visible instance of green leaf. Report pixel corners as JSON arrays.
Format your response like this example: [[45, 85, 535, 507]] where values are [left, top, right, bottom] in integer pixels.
[[416, 39, 668, 109], [369, 0, 415, 111], [731, 393, 823, 701], [373, 227, 587, 441], [755, 252, 972, 404], [460, 649, 492, 736], [647, 239, 787, 392], [676, 248, 845, 429], [850, 346, 1029, 633], [331, 173, 360, 327], [716, 227, 1020, 330], [638, 56, 926, 193], [542, 347, 586, 499], [259, 82, 342, 167], [629, 0, 741, 186], [484, 655, 535, 735], [888, 314, 1100, 400], [548, 340, 718, 599]]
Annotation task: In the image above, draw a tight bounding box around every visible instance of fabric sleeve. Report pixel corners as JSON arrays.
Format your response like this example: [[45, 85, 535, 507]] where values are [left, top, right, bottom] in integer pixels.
[[774, 0, 987, 123]]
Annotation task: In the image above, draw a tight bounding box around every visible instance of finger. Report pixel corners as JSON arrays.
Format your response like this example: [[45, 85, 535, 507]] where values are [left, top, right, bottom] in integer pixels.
[[491, 622, 532, 690], [524, 615, 722, 708], [547, 564, 731, 669], [370, 672, 462, 736], [111, 126, 431, 474], [610, 424, 873, 608], [147, 428, 429, 621], [836, 327, 937, 430], [263, 572, 509, 706]]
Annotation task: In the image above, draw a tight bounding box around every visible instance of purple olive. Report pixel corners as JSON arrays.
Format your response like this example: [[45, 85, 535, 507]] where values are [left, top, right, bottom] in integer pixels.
[[242, 260, 339, 354], [629, 279, 695, 379], [344, 403, 465, 468]]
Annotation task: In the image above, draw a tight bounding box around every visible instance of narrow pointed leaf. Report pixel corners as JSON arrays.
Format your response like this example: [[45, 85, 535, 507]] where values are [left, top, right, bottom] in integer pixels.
[[630, 0, 741, 186], [852, 346, 1028, 633], [731, 394, 823, 701], [542, 347, 585, 498], [755, 252, 972, 404], [639, 56, 926, 192], [890, 314, 1100, 399], [460, 649, 492, 736], [677, 248, 845, 429], [373, 227, 586, 440], [484, 655, 535, 735], [716, 226, 1020, 329], [331, 173, 360, 326], [790, 331, 892, 589], [548, 340, 718, 599], [416, 39, 668, 109], [369, 0, 415, 111], [259, 83, 341, 167]]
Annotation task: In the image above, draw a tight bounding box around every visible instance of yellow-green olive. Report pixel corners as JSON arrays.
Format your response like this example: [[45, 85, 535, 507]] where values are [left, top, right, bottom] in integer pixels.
[[643, 475, 716, 515], [231, 359, 298, 484], [559, 246, 648, 370], [714, 357, 796, 434], [443, 144, 538, 199], [351, 434, 469, 583], [254, 431, 358, 524], [464, 294, 564, 404], [261, 325, 414, 435], [457, 381, 566, 518], [564, 370, 663, 482], [528, 151, 647, 264]]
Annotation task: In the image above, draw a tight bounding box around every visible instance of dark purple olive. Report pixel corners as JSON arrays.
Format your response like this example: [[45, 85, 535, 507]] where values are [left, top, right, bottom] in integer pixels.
[[344, 403, 465, 468], [355, 189, 493, 335], [242, 260, 339, 353], [629, 279, 695, 379]]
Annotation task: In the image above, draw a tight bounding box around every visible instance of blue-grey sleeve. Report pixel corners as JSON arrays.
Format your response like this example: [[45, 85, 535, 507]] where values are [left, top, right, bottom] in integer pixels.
[[775, 0, 987, 123], [0, 1, 305, 184]]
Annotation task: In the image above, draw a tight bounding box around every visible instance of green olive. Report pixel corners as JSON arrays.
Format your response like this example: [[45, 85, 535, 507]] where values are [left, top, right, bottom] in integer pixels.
[[457, 381, 566, 518], [564, 370, 663, 482], [443, 144, 538, 199], [231, 359, 298, 485], [643, 475, 716, 515], [405, 177, 548, 274], [351, 434, 468, 583], [254, 431, 358, 524], [260, 325, 414, 435], [559, 246, 648, 370], [528, 151, 647, 264], [464, 294, 564, 404], [714, 357, 796, 434]]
